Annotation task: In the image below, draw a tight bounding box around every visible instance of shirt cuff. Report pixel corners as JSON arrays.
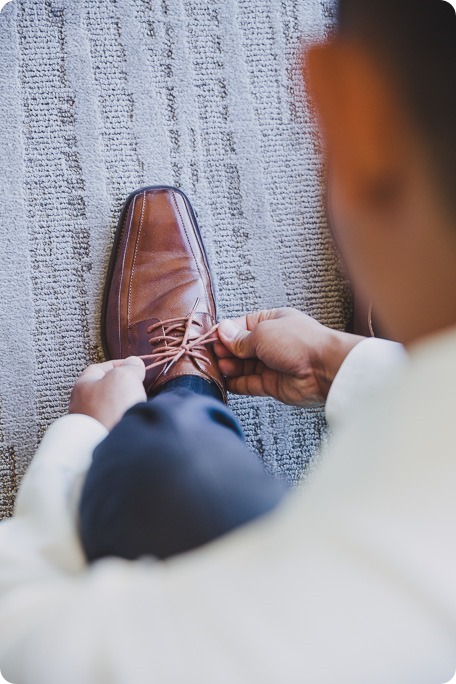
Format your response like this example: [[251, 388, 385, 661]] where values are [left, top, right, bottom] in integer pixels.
[[325, 338, 408, 430]]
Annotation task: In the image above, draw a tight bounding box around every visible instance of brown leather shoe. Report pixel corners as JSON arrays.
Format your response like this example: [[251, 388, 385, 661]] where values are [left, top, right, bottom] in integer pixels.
[[102, 186, 226, 401]]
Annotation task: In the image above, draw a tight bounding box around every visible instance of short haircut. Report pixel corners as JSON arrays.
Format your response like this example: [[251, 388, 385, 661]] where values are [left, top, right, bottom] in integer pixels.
[[337, 0, 456, 214]]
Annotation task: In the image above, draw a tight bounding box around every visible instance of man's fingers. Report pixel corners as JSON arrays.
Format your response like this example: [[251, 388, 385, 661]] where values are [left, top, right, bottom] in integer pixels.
[[218, 357, 266, 379], [120, 356, 146, 381], [78, 358, 145, 383], [106, 357, 146, 385], [243, 309, 293, 330], [218, 357, 245, 378], [218, 310, 283, 335], [79, 361, 117, 381], [213, 341, 233, 359], [217, 321, 258, 360], [218, 308, 294, 360], [226, 375, 268, 397]]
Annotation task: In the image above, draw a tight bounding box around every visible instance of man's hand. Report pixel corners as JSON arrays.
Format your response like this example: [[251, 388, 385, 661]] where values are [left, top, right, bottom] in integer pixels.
[[215, 308, 364, 407], [69, 357, 147, 430]]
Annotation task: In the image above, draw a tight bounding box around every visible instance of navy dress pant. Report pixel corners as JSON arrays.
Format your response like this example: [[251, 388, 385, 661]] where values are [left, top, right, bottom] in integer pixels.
[[79, 385, 289, 561]]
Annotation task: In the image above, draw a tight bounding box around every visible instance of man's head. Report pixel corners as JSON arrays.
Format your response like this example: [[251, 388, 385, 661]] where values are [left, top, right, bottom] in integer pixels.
[[307, 0, 456, 345]]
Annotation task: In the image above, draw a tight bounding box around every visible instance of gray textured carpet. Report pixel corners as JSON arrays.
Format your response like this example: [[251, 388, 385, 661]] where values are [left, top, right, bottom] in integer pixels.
[[0, 0, 349, 520]]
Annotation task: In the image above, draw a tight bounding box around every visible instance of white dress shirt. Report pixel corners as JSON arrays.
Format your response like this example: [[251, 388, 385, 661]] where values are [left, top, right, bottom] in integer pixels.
[[0, 330, 455, 684]]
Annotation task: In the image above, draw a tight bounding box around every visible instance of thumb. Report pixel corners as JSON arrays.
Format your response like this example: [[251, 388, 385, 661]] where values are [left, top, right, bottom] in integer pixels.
[[121, 356, 146, 381], [218, 321, 257, 359]]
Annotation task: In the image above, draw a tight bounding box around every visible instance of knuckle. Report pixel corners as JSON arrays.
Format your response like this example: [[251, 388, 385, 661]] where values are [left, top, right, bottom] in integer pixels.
[[233, 335, 250, 358]]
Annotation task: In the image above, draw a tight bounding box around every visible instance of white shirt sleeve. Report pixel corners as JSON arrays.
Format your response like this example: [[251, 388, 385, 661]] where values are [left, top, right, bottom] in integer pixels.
[[0, 414, 108, 682], [325, 337, 407, 429], [0, 414, 108, 581]]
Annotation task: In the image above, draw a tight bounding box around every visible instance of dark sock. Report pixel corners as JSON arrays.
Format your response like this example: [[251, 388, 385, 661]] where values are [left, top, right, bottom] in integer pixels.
[[149, 375, 224, 403]]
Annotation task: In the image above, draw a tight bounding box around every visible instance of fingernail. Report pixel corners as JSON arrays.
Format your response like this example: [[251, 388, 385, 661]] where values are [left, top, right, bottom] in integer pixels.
[[220, 320, 240, 341], [122, 356, 144, 366]]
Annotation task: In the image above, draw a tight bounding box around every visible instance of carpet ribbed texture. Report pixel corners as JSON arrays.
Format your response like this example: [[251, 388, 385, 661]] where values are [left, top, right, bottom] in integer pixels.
[[0, 0, 349, 520]]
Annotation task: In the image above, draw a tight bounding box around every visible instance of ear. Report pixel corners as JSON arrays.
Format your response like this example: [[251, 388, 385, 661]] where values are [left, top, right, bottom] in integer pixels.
[[305, 41, 405, 205]]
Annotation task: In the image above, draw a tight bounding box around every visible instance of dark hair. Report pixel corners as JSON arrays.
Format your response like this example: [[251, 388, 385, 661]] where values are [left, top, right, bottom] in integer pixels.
[[337, 0, 456, 212]]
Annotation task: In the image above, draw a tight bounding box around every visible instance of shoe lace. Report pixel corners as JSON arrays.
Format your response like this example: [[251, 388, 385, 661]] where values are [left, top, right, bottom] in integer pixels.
[[139, 299, 219, 374]]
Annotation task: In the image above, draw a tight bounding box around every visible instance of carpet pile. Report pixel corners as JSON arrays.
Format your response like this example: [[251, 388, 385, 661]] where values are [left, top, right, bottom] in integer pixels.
[[0, 0, 349, 519]]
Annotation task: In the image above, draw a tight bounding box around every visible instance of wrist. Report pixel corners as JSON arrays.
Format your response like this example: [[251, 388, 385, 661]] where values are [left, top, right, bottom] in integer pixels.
[[313, 327, 365, 400]]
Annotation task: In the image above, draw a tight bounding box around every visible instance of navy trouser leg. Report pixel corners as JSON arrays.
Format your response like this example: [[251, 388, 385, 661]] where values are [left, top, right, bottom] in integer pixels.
[[79, 389, 289, 562]]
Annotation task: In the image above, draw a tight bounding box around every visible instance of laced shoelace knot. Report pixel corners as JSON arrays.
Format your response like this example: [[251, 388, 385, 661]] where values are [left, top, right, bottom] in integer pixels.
[[139, 299, 219, 374]]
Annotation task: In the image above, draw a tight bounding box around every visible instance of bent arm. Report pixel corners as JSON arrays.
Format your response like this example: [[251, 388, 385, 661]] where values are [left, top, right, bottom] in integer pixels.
[[0, 365, 453, 684], [0, 414, 107, 602], [1, 414, 108, 575]]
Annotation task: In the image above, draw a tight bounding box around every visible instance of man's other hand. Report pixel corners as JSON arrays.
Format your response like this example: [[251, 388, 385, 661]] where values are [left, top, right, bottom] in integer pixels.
[[69, 357, 147, 430], [216, 308, 364, 407]]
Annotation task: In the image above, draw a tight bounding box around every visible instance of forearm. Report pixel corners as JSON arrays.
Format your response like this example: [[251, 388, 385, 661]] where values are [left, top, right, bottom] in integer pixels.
[[0, 414, 109, 682]]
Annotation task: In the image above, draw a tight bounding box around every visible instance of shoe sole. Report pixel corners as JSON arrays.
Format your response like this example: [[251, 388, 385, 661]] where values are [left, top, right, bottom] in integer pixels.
[[100, 185, 217, 361]]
